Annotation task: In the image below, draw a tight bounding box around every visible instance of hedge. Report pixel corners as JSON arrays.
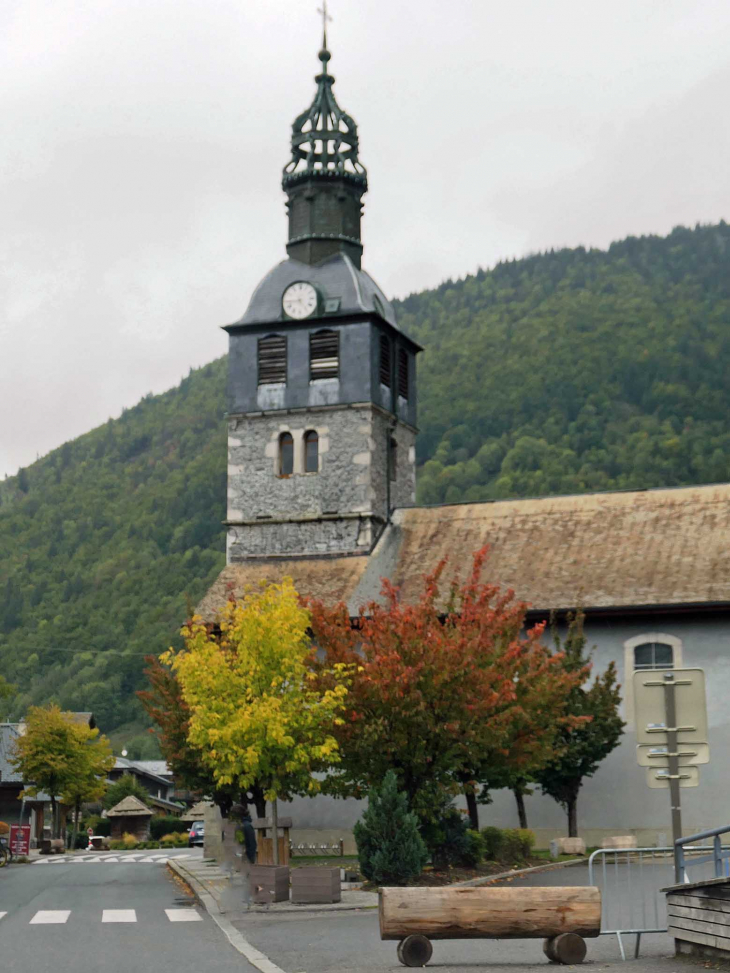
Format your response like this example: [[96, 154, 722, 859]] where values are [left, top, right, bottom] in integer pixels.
[[150, 816, 190, 840]]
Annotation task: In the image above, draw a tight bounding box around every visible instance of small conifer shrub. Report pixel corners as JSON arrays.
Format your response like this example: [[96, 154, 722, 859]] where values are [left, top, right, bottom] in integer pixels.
[[354, 771, 429, 885]]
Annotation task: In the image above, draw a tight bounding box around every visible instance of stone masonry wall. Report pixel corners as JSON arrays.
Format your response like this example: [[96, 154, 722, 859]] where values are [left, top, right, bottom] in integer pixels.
[[226, 404, 416, 560]]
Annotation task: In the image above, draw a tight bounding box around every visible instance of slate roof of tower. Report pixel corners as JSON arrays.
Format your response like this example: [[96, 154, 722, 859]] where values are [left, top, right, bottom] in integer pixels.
[[228, 253, 400, 331], [199, 483, 730, 621]]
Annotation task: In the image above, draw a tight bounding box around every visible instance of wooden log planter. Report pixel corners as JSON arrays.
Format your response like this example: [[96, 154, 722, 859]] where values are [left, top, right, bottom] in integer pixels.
[[379, 886, 601, 967]]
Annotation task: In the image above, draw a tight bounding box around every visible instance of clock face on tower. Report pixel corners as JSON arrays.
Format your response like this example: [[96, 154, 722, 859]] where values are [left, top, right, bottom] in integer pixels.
[[282, 281, 318, 320]]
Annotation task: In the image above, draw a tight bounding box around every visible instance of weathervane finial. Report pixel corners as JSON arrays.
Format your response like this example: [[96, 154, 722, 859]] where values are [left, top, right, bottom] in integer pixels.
[[317, 1, 332, 51]]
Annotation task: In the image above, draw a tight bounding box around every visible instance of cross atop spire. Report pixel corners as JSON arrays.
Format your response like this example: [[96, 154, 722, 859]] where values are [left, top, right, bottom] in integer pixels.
[[317, 2, 332, 50]]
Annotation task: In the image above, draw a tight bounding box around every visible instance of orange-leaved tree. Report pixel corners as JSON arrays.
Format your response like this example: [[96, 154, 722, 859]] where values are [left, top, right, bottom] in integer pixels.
[[308, 548, 587, 829]]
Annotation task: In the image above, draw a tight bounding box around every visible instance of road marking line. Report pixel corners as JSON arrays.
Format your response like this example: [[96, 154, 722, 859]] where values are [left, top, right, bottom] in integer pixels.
[[138, 856, 156, 862], [100, 856, 119, 862], [102, 910, 137, 923], [32, 859, 49, 865], [165, 909, 202, 922], [0, 912, 6, 921], [30, 911, 70, 924]]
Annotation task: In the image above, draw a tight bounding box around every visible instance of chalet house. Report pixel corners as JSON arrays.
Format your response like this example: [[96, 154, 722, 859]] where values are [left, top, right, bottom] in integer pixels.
[[108, 758, 183, 816]]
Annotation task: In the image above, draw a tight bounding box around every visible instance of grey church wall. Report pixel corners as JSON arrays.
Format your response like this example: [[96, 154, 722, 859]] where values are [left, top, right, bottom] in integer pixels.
[[227, 320, 373, 415], [276, 612, 730, 848]]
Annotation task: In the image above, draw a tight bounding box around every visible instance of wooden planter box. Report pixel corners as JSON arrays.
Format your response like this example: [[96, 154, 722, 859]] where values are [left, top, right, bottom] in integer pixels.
[[291, 867, 341, 905], [250, 865, 290, 904]]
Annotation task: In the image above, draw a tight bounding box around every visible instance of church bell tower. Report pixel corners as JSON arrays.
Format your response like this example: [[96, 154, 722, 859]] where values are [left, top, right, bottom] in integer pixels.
[[223, 27, 420, 563]]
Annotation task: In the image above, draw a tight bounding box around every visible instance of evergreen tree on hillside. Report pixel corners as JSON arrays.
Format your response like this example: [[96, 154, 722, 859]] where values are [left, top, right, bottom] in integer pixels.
[[0, 224, 729, 734]]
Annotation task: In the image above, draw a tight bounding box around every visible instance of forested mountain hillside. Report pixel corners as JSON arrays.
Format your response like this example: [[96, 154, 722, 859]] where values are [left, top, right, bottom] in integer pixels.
[[2, 222, 729, 744], [403, 222, 730, 503]]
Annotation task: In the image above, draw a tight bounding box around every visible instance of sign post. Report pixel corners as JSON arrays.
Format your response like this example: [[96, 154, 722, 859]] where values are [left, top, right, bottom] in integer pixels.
[[634, 668, 708, 883]]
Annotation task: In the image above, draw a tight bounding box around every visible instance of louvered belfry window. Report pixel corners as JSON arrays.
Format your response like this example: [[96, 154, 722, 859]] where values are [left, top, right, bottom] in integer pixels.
[[258, 334, 287, 386], [379, 334, 392, 387], [398, 348, 409, 399], [310, 329, 339, 380]]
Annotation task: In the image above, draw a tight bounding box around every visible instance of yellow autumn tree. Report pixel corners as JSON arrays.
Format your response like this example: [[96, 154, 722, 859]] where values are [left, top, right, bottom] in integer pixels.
[[166, 579, 349, 863]]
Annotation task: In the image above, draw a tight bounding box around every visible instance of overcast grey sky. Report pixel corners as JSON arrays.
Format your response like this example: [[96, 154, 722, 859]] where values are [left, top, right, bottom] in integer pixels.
[[2, 0, 729, 476]]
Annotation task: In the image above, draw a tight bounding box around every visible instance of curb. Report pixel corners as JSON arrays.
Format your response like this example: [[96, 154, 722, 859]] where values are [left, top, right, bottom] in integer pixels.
[[450, 855, 587, 888], [168, 859, 287, 973]]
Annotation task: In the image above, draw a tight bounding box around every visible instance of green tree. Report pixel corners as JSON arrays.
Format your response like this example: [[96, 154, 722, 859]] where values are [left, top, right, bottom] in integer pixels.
[[10, 705, 93, 838], [0, 675, 16, 721], [103, 772, 151, 811], [61, 722, 115, 849], [354, 771, 428, 885], [167, 579, 350, 864], [535, 612, 625, 836]]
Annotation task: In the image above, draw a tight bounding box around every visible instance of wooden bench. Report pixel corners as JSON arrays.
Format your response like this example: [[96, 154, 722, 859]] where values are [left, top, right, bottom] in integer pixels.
[[379, 885, 601, 967]]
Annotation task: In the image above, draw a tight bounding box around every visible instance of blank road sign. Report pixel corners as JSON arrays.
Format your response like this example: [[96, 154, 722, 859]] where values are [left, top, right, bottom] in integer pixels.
[[636, 743, 710, 767], [646, 765, 700, 788], [633, 668, 708, 745]]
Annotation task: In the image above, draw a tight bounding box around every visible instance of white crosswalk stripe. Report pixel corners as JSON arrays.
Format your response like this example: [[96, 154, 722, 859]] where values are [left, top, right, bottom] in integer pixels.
[[165, 909, 202, 922], [3, 908, 202, 925], [30, 911, 70, 924], [31, 853, 191, 865], [102, 910, 137, 923]]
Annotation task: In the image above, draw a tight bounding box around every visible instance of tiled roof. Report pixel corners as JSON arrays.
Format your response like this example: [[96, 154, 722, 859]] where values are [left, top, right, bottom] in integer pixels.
[[113, 758, 172, 789], [107, 795, 152, 816], [197, 555, 369, 622], [199, 483, 730, 619]]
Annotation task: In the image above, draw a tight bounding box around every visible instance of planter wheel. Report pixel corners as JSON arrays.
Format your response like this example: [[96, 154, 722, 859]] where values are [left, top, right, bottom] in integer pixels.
[[543, 934, 587, 965], [398, 935, 433, 968]]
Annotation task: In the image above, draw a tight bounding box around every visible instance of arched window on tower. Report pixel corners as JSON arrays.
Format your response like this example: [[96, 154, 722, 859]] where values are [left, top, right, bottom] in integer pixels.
[[379, 334, 392, 387], [258, 334, 287, 386], [279, 433, 294, 476], [310, 329, 339, 380], [398, 348, 409, 400], [304, 430, 319, 473]]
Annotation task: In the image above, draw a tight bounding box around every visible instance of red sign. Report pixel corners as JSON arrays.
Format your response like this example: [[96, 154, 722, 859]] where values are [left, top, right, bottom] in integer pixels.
[[9, 825, 31, 857], [87, 827, 94, 836]]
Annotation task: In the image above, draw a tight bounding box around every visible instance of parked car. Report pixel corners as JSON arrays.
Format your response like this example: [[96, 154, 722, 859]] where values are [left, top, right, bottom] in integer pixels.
[[188, 821, 205, 847]]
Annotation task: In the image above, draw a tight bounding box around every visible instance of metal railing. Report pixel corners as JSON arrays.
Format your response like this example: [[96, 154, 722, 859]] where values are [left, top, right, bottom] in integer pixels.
[[587, 844, 724, 960], [289, 840, 345, 857], [588, 847, 675, 960], [676, 825, 730, 883]]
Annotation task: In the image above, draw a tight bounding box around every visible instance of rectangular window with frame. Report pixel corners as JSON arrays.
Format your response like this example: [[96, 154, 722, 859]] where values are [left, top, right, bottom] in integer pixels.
[[310, 329, 339, 381], [397, 348, 409, 399], [379, 334, 392, 388], [258, 334, 287, 386]]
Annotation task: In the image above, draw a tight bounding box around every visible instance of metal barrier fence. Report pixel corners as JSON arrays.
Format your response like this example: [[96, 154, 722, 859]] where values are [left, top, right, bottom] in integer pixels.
[[587, 845, 724, 960], [676, 826, 730, 883], [289, 840, 345, 857]]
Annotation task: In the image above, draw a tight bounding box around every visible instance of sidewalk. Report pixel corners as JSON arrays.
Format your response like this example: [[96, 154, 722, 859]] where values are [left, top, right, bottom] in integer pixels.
[[169, 856, 377, 916]]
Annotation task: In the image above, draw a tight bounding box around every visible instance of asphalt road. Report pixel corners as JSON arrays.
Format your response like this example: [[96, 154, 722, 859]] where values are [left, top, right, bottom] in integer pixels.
[[233, 863, 678, 973], [0, 850, 256, 973]]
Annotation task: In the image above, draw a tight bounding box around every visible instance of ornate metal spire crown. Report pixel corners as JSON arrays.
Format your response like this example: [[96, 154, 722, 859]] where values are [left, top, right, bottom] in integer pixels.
[[282, 14, 367, 191]]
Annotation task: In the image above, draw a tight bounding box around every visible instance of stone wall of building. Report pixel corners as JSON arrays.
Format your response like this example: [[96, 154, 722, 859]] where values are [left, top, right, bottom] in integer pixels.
[[226, 403, 416, 560]]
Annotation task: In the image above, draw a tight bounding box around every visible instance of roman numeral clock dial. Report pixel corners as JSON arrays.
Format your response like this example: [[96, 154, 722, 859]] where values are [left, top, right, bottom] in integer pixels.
[[282, 281, 318, 320]]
